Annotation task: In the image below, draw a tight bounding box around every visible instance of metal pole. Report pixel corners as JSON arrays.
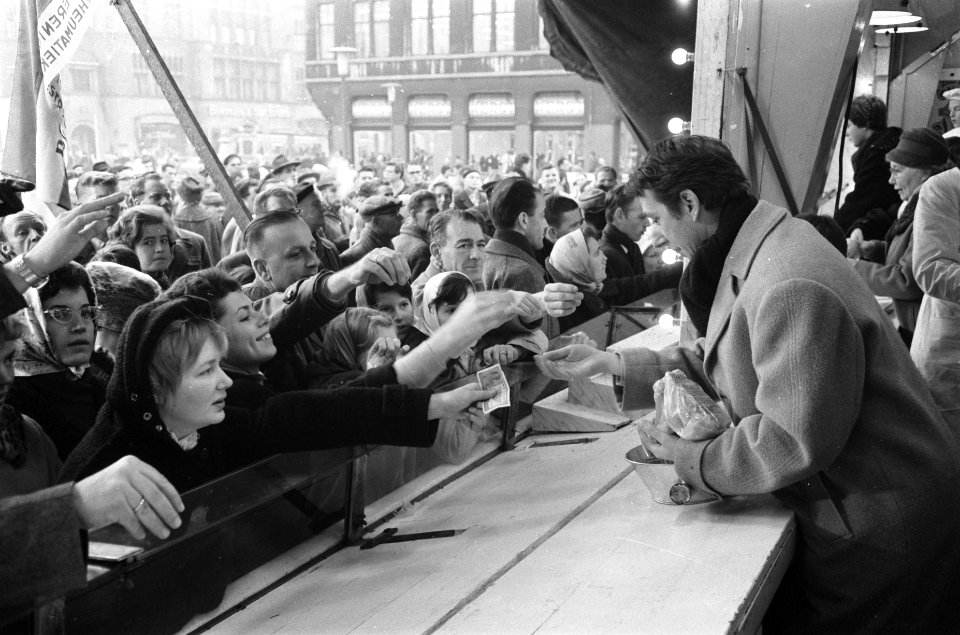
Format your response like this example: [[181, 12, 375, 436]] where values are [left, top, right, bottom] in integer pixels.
[[112, 0, 252, 231]]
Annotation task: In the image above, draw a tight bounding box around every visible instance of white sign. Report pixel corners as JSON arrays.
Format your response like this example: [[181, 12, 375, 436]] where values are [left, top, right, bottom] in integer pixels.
[[352, 98, 392, 119], [37, 0, 106, 89], [534, 93, 585, 118], [468, 94, 515, 118], [408, 96, 451, 119]]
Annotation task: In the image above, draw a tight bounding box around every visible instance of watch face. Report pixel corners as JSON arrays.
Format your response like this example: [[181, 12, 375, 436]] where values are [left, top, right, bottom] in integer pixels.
[[669, 481, 692, 505]]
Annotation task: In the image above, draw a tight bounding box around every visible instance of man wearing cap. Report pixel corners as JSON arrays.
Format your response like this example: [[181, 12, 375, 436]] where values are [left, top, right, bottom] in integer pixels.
[[941, 88, 960, 139], [201, 191, 226, 221], [392, 190, 439, 278], [173, 177, 224, 263], [339, 196, 404, 267], [315, 173, 349, 249], [266, 155, 300, 189], [579, 186, 608, 236]]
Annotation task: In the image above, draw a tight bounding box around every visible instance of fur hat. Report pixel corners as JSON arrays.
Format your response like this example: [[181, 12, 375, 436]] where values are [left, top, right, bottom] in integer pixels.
[[85, 262, 163, 333], [886, 127, 949, 169]]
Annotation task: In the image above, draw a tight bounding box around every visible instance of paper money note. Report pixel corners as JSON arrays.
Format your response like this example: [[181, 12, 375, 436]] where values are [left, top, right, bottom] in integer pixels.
[[477, 363, 510, 414]]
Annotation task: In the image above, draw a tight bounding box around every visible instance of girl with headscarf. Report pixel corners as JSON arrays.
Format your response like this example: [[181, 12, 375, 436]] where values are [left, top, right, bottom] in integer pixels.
[[8, 263, 112, 460], [311, 307, 398, 389]]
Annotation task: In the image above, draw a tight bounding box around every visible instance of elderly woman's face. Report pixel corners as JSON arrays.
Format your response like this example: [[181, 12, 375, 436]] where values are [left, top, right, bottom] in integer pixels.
[[2, 213, 45, 256], [888, 161, 930, 202], [135, 224, 173, 273], [42, 286, 96, 367], [586, 236, 607, 285]]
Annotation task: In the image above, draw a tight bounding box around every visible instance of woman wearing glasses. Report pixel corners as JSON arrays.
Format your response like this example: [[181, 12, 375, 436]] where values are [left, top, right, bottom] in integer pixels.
[[7, 263, 112, 460]]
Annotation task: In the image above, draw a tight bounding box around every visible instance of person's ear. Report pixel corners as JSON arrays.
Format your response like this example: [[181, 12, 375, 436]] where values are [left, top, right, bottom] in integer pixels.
[[429, 241, 442, 263], [679, 190, 702, 221], [251, 256, 271, 284], [518, 211, 529, 231], [545, 225, 559, 242], [614, 207, 625, 223]]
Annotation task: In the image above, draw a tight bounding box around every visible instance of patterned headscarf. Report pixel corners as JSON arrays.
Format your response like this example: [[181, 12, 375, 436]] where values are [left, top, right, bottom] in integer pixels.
[[15, 288, 90, 379]]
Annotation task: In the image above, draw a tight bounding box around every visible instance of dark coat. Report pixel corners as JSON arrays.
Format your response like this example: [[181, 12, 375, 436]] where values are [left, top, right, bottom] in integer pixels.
[[482, 230, 558, 339], [616, 202, 960, 632], [834, 126, 901, 235], [599, 223, 645, 279], [174, 204, 224, 263], [60, 296, 438, 492], [392, 220, 432, 279], [7, 353, 112, 461], [339, 226, 393, 267], [168, 227, 212, 282]]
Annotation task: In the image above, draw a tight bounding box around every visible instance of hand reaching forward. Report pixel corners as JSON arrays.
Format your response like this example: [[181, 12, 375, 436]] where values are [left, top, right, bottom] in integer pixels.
[[26, 192, 125, 277], [351, 248, 411, 286], [533, 283, 583, 317], [534, 344, 620, 380], [481, 344, 520, 366], [427, 384, 496, 420], [366, 336, 407, 369], [72, 455, 184, 541]]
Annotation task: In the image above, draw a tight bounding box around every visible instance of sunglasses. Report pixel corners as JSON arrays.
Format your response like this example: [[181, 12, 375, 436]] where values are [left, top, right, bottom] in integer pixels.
[[42, 305, 102, 325]]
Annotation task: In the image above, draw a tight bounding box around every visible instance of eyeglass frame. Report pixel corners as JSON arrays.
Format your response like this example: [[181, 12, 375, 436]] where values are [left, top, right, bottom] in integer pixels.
[[42, 304, 103, 325]]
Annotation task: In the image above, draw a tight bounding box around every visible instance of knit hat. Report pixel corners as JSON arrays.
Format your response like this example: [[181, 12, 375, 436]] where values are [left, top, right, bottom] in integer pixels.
[[85, 262, 163, 333], [886, 127, 949, 169], [578, 187, 607, 212]]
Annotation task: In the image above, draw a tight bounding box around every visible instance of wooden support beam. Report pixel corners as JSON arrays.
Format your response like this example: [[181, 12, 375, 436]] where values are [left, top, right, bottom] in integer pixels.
[[112, 0, 251, 231], [690, 0, 732, 137]]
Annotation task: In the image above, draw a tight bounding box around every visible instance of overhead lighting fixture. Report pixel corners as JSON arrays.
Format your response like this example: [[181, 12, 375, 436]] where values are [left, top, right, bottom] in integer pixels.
[[667, 118, 690, 134], [875, 23, 929, 34], [870, 10, 910, 19], [870, 13, 921, 26], [671, 47, 694, 66]]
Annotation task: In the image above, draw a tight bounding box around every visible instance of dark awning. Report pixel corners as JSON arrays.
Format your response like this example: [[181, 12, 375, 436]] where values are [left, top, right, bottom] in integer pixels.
[[539, 0, 698, 150]]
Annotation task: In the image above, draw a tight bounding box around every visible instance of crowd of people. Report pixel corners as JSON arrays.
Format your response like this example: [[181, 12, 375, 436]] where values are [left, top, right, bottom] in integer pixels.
[[3, 87, 960, 631]]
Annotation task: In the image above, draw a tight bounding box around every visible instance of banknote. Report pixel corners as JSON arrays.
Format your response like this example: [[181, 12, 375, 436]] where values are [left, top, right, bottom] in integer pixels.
[[477, 363, 510, 414]]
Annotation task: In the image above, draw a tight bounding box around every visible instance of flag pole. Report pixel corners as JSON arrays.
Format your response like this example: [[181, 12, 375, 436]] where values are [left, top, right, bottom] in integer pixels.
[[111, 0, 251, 231]]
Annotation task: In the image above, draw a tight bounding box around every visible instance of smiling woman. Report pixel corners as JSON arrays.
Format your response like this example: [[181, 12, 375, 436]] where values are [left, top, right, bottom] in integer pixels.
[[60, 295, 493, 492]]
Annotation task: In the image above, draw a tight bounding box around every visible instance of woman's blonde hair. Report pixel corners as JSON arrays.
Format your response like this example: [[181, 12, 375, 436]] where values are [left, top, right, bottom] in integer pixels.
[[148, 317, 226, 405]]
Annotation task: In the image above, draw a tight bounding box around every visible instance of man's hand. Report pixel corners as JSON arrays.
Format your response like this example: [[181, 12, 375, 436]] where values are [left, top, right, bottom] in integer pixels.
[[533, 283, 583, 317], [325, 248, 411, 299], [443, 290, 525, 337], [23, 192, 125, 277], [481, 344, 520, 366], [72, 455, 184, 541], [427, 384, 496, 420], [534, 344, 619, 380], [637, 419, 679, 461]]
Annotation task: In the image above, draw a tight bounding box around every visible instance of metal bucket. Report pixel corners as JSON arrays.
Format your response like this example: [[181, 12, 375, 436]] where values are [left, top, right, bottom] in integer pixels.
[[625, 446, 720, 505]]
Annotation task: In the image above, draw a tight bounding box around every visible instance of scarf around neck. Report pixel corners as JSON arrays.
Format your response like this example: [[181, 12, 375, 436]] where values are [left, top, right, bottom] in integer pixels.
[[679, 193, 758, 337]]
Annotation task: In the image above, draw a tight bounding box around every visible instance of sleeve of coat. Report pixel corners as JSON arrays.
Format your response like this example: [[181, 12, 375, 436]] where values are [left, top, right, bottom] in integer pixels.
[[912, 175, 960, 302], [673, 279, 864, 496], [853, 229, 922, 300], [218, 385, 439, 469], [0, 483, 86, 608], [599, 262, 683, 306], [258, 271, 348, 352]]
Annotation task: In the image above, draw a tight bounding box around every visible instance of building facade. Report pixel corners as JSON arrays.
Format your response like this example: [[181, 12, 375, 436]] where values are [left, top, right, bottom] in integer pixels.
[[0, 0, 327, 169], [305, 0, 639, 176]]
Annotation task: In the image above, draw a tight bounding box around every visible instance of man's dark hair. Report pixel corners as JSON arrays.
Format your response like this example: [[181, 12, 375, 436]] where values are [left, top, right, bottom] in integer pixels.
[[431, 181, 453, 196], [429, 209, 483, 246], [129, 172, 164, 202], [632, 135, 751, 216], [849, 95, 887, 130], [222, 154, 241, 166], [543, 193, 579, 229], [604, 182, 641, 223], [595, 165, 617, 179], [797, 213, 846, 255], [243, 210, 304, 254], [39, 261, 96, 306], [384, 161, 404, 178], [538, 164, 556, 178], [164, 268, 242, 321], [407, 189, 437, 215], [489, 176, 540, 229]]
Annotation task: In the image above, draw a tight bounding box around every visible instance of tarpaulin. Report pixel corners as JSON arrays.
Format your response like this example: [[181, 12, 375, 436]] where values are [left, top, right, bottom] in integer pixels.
[[539, 0, 697, 150]]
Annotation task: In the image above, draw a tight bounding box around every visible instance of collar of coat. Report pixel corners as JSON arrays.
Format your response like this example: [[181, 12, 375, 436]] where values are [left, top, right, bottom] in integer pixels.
[[490, 228, 538, 261], [602, 223, 636, 252]]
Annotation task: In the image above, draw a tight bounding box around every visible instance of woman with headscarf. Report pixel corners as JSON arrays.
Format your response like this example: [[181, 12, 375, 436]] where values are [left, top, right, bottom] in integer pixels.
[[60, 295, 493, 492], [545, 228, 613, 332], [7, 263, 112, 460], [847, 127, 951, 347]]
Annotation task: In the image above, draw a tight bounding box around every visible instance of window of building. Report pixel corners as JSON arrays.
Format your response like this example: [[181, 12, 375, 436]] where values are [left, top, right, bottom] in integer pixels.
[[411, 0, 450, 56], [354, 0, 390, 57], [317, 1, 335, 59], [472, 0, 514, 53]]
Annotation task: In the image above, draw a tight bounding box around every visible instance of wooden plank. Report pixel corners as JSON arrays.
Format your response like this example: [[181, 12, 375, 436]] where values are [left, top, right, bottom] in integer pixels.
[[439, 481, 794, 634], [207, 428, 642, 634], [532, 387, 634, 433], [691, 0, 733, 137]]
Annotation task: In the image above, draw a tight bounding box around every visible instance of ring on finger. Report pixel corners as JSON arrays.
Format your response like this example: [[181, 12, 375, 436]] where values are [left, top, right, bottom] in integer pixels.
[[134, 497, 147, 514]]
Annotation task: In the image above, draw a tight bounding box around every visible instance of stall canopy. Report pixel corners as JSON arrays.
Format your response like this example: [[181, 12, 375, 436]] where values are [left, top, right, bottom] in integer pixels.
[[539, 0, 698, 150]]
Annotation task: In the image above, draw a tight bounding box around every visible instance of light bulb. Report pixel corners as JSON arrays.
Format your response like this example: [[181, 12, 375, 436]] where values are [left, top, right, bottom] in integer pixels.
[[658, 314, 679, 330], [661, 248, 680, 265], [667, 118, 689, 135], [671, 47, 694, 65]]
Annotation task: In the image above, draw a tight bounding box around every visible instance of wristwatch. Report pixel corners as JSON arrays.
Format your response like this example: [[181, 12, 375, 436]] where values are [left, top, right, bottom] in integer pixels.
[[11, 255, 48, 288]]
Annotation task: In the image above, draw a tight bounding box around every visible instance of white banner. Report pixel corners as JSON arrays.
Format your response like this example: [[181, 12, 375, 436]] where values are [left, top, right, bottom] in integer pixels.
[[37, 0, 106, 89]]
